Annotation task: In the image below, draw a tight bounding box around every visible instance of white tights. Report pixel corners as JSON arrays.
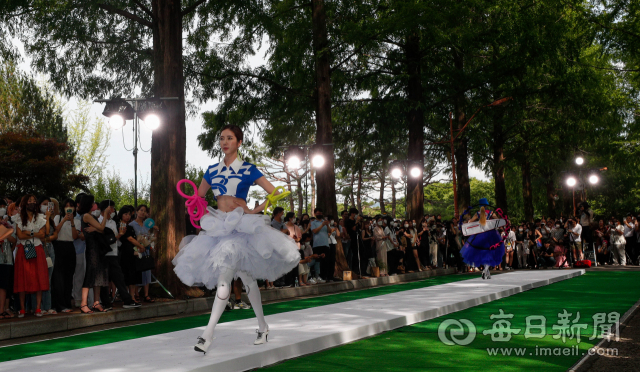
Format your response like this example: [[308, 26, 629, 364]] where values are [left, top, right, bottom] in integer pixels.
[[483, 265, 491, 279], [201, 268, 267, 342]]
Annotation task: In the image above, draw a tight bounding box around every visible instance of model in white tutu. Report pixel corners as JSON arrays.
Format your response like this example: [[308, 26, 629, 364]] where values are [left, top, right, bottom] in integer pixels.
[[172, 124, 300, 354]]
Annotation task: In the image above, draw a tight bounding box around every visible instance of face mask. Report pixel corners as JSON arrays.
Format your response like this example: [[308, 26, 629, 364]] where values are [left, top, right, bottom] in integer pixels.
[[11, 214, 18, 223], [0, 208, 5, 217], [412, 223, 416, 227], [404, 224, 409, 228], [316, 215, 323, 220], [519, 229, 523, 232], [110, 212, 116, 219], [377, 221, 383, 226], [330, 221, 335, 226], [40, 205, 48, 214], [65, 208, 74, 215], [92, 210, 101, 218], [26, 203, 37, 212]]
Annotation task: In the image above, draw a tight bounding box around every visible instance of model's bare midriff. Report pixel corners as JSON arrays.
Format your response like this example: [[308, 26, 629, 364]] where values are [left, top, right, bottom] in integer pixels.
[[215, 195, 248, 213]]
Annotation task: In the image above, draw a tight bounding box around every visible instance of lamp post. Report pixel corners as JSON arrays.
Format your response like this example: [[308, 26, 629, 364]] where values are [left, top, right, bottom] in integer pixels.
[[427, 97, 512, 218], [283, 143, 331, 214], [390, 160, 423, 216], [563, 154, 605, 216], [96, 97, 178, 207]]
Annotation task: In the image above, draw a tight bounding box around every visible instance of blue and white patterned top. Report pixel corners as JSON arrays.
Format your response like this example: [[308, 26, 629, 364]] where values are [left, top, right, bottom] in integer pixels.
[[203, 157, 264, 201]]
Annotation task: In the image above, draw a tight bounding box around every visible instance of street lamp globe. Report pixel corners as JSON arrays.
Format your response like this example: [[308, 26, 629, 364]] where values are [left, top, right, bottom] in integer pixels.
[[109, 115, 125, 130], [312, 154, 325, 168], [589, 175, 599, 184], [391, 168, 402, 179], [566, 177, 577, 187], [575, 156, 584, 166]]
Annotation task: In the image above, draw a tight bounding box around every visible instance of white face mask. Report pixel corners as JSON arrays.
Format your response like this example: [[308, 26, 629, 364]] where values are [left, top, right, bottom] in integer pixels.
[[40, 205, 48, 214], [377, 221, 383, 226], [412, 223, 417, 227], [330, 220, 335, 226], [404, 224, 409, 228], [91, 210, 101, 218], [11, 214, 18, 223], [110, 212, 116, 219], [0, 208, 5, 217]]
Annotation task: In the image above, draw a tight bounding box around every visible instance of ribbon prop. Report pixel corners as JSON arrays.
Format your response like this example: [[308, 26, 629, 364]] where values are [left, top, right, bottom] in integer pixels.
[[176, 179, 209, 229], [264, 186, 291, 214]]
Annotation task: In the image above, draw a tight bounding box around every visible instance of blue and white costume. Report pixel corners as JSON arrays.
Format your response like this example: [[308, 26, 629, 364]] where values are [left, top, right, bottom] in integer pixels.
[[172, 158, 300, 289]]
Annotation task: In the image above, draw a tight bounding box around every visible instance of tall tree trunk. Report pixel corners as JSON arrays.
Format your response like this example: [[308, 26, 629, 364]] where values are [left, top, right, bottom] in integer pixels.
[[492, 119, 508, 214], [310, 167, 316, 212], [391, 180, 397, 218], [405, 29, 425, 222], [453, 50, 471, 215], [311, 0, 337, 218], [286, 172, 294, 213], [296, 176, 304, 217], [150, 0, 186, 298], [522, 158, 534, 223], [350, 172, 355, 209], [379, 169, 386, 213], [546, 173, 556, 219], [357, 168, 363, 212]]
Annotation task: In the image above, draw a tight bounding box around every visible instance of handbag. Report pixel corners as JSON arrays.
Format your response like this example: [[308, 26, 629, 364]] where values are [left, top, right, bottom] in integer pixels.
[[24, 239, 37, 260], [135, 250, 156, 271]]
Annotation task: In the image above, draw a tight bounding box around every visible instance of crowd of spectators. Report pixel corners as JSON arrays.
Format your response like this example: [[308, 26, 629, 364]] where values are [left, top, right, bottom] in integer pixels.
[[2, 194, 638, 321], [0, 193, 161, 319]]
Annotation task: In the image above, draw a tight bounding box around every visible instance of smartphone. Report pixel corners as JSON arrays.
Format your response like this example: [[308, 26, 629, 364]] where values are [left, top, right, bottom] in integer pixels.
[[47, 202, 54, 212]]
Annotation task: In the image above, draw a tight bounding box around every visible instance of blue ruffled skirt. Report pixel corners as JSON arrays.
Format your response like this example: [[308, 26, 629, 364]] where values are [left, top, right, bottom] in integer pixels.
[[172, 207, 300, 289], [460, 230, 505, 267]]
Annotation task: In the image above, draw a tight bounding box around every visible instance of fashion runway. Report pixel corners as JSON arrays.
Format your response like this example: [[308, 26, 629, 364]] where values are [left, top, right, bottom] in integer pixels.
[[0, 270, 584, 372]]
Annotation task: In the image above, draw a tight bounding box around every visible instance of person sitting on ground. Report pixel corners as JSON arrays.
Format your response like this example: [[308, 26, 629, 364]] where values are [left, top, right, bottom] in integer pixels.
[[537, 239, 556, 268]]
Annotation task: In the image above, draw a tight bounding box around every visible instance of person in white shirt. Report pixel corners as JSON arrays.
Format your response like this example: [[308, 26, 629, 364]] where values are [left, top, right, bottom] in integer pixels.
[[505, 226, 516, 270], [51, 199, 79, 312], [623, 214, 637, 265], [95, 200, 141, 310], [611, 218, 627, 265], [565, 217, 583, 262]]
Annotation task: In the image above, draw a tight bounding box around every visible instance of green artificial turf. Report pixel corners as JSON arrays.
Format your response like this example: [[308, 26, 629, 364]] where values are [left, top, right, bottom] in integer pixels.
[[260, 271, 640, 372], [0, 273, 478, 362]]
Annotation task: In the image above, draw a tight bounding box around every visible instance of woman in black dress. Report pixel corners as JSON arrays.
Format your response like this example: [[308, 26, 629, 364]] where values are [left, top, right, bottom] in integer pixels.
[[115, 205, 146, 299], [78, 195, 109, 314]]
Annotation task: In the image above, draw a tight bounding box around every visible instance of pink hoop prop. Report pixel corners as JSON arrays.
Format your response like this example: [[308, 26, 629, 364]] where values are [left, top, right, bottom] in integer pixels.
[[176, 179, 209, 229]]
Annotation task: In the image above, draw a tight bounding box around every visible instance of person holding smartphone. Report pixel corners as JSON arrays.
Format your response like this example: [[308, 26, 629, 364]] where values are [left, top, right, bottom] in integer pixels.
[[51, 199, 79, 313]]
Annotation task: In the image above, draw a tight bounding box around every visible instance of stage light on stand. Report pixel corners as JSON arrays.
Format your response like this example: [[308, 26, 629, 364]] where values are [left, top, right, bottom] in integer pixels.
[[410, 166, 421, 178], [284, 146, 304, 170], [143, 113, 160, 130], [109, 115, 125, 130], [101, 98, 134, 130], [566, 176, 577, 187], [312, 154, 325, 168]]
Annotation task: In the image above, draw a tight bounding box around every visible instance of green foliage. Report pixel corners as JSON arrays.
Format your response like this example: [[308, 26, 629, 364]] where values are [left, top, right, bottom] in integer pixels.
[[89, 170, 149, 209], [66, 100, 111, 180], [0, 131, 88, 198]]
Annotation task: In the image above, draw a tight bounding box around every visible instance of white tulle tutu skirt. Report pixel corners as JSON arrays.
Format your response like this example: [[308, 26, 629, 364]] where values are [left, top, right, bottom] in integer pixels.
[[172, 207, 300, 289]]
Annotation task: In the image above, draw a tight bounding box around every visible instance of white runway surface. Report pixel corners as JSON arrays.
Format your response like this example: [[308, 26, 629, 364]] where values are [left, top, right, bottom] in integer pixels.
[[0, 270, 584, 372]]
